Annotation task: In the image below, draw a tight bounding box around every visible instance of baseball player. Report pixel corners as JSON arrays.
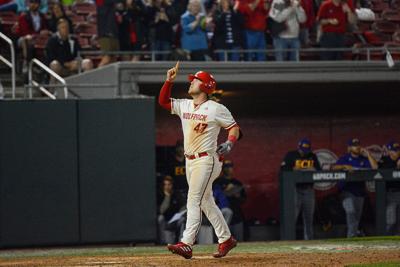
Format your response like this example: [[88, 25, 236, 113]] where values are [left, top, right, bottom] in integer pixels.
[[332, 138, 378, 237], [378, 141, 400, 234], [280, 138, 321, 240], [158, 62, 241, 259]]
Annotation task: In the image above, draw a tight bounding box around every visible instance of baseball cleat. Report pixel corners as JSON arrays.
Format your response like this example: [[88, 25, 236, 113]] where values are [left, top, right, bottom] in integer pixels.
[[213, 236, 237, 258], [167, 242, 192, 259]]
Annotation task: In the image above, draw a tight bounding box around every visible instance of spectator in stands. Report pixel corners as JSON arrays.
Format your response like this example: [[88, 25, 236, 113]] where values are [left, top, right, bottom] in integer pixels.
[[15, 0, 48, 73], [47, 3, 73, 33], [299, 0, 315, 46], [115, 0, 146, 62], [146, 0, 177, 60], [45, 19, 93, 81], [236, 0, 268, 61], [16, 0, 47, 14], [378, 141, 400, 235], [269, 0, 306, 61], [280, 138, 321, 240], [157, 175, 185, 244], [180, 0, 211, 61], [317, 0, 356, 60], [332, 138, 378, 237], [212, 0, 245, 61], [172, 0, 189, 16], [0, 0, 17, 12], [96, 0, 119, 67], [214, 160, 247, 241], [166, 140, 188, 198]]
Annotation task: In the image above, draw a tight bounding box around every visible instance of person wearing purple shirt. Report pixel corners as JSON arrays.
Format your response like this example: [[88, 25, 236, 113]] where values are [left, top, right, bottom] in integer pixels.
[[332, 138, 378, 237]]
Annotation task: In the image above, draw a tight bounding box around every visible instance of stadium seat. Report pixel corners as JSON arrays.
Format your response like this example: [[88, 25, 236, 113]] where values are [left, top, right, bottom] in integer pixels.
[[69, 14, 86, 26], [33, 33, 50, 49], [364, 30, 392, 45], [357, 21, 374, 32], [371, 20, 399, 34], [72, 3, 96, 16], [86, 13, 97, 24], [74, 23, 97, 38], [0, 11, 18, 35], [344, 32, 362, 47], [371, 2, 389, 13], [33, 33, 50, 60], [77, 36, 91, 50], [0, 11, 18, 21], [381, 9, 400, 22]]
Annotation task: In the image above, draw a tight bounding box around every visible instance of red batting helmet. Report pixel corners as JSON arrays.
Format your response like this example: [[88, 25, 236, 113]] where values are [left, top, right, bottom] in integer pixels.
[[188, 71, 216, 95]]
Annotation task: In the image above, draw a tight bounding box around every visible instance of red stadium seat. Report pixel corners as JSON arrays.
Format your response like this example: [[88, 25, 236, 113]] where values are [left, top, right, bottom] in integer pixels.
[[72, 3, 96, 16], [364, 30, 392, 45], [371, 20, 399, 34], [371, 2, 389, 13], [33, 33, 50, 49], [77, 36, 91, 50], [0, 11, 18, 21], [381, 9, 400, 23], [344, 32, 362, 47], [69, 14, 86, 26], [86, 13, 97, 24], [357, 21, 374, 32], [33, 33, 50, 60], [74, 23, 97, 38], [0, 11, 18, 36]]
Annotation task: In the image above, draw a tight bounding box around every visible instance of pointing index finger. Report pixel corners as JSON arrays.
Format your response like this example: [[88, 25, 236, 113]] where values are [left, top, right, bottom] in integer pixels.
[[175, 61, 180, 73]]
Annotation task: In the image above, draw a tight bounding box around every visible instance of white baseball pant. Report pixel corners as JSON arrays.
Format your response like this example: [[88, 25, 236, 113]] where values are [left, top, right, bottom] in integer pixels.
[[181, 153, 231, 245]]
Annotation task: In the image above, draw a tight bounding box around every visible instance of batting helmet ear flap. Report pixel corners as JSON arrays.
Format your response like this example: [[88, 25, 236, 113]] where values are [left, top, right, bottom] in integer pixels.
[[199, 82, 206, 91]]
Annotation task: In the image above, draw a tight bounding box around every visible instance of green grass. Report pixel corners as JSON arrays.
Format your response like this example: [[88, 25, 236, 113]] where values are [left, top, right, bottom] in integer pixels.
[[0, 237, 399, 260], [330, 236, 400, 243]]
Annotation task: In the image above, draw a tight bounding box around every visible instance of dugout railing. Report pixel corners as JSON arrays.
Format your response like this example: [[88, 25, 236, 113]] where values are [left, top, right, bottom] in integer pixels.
[[280, 170, 400, 240]]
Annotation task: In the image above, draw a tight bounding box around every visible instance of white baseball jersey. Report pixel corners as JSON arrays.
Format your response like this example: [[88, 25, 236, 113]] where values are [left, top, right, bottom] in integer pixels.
[[171, 98, 237, 155]]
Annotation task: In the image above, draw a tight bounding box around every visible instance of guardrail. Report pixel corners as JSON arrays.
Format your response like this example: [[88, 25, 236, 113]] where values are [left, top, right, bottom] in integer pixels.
[[77, 46, 400, 65], [280, 169, 400, 240], [28, 58, 68, 99], [0, 32, 16, 98]]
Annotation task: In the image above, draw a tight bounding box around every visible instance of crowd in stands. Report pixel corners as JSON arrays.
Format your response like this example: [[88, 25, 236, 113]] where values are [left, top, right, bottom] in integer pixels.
[[1, 0, 400, 77]]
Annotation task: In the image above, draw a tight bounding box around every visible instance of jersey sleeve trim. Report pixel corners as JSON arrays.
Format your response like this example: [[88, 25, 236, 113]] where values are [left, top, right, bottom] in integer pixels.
[[224, 122, 238, 130]]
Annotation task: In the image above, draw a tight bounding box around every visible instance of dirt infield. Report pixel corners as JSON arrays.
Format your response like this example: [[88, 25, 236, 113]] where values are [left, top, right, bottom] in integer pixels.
[[1, 239, 400, 267], [1, 250, 400, 267]]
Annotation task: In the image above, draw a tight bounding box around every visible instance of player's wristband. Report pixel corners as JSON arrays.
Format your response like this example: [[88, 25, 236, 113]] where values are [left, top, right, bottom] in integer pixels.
[[228, 135, 237, 143]]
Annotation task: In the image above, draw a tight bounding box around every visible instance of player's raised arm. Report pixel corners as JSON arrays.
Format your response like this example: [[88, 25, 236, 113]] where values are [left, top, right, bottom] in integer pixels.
[[158, 61, 180, 111]]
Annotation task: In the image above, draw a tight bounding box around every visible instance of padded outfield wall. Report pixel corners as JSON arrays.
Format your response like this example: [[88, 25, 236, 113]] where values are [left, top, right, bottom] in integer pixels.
[[0, 98, 156, 247]]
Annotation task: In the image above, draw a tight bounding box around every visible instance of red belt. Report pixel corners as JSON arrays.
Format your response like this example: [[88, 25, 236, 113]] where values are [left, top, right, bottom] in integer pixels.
[[185, 152, 208, 160]]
